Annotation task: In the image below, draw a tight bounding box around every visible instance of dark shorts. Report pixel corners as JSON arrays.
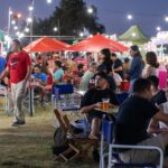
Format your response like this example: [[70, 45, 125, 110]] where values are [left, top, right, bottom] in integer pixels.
[[88, 110, 103, 122]]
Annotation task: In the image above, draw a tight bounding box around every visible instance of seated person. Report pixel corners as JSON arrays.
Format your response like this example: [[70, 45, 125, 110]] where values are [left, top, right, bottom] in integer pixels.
[[80, 72, 118, 139], [43, 65, 53, 92], [114, 78, 168, 166], [73, 64, 85, 87], [112, 72, 122, 87], [148, 75, 167, 106], [79, 62, 97, 91], [31, 65, 47, 101], [148, 76, 168, 130], [32, 64, 47, 86], [53, 61, 64, 84]]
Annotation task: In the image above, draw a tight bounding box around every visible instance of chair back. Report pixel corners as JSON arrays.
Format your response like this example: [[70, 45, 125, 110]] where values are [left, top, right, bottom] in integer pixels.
[[54, 109, 68, 131], [53, 84, 74, 95], [102, 119, 114, 144], [116, 92, 129, 105]]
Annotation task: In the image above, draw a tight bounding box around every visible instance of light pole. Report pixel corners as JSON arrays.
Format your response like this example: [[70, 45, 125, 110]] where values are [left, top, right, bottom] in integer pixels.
[[7, 7, 12, 35], [29, 0, 34, 42]]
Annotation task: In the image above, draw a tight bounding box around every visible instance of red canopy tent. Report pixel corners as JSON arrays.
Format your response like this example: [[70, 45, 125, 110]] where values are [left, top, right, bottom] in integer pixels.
[[68, 34, 128, 52], [24, 37, 70, 52]]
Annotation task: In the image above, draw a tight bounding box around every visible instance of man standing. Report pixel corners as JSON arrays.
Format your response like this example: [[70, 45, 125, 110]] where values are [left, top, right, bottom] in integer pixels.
[[0, 39, 31, 126]]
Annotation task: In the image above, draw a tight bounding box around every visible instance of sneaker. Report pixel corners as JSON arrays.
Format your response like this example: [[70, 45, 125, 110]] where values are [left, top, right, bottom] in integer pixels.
[[12, 120, 26, 127]]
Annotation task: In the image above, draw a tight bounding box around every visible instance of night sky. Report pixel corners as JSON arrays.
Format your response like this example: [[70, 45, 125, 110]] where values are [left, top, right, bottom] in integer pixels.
[[0, 0, 168, 36]]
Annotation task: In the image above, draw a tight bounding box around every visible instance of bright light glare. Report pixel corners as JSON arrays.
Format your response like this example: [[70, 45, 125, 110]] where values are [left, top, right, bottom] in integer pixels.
[[132, 33, 136, 37], [87, 7, 94, 14], [165, 16, 168, 22], [79, 32, 84, 37], [46, 0, 52, 4], [156, 26, 161, 32], [25, 27, 30, 33], [14, 26, 18, 30], [53, 27, 58, 32], [27, 17, 33, 23], [127, 14, 133, 20], [28, 6, 34, 11]]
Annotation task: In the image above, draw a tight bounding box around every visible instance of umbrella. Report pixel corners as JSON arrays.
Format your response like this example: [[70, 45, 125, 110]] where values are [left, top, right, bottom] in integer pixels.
[[24, 37, 70, 52], [68, 34, 128, 52]]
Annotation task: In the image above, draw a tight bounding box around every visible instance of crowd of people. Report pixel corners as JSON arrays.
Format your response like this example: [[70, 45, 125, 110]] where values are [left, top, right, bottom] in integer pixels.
[[1, 38, 168, 165]]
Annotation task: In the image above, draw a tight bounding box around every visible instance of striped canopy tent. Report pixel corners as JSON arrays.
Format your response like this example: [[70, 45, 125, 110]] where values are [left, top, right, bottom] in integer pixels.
[[118, 25, 149, 44], [68, 34, 128, 53], [24, 37, 70, 52]]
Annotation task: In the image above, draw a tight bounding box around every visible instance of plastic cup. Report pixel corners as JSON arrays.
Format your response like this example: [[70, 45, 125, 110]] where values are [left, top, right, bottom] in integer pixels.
[[102, 98, 110, 111]]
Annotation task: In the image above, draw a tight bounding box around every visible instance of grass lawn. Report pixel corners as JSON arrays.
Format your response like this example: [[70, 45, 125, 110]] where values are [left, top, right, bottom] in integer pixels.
[[0, 105, 98, 168]]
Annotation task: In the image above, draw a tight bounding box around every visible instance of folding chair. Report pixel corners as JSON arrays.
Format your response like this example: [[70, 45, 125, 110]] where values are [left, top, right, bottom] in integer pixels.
[[54, 109, 98, 160], [100, 116, 164, 168], [53, 109, 80, 162]]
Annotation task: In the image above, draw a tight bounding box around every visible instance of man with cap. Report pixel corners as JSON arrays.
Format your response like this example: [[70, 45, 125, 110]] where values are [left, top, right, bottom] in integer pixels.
[[80, 72, 118, 139]]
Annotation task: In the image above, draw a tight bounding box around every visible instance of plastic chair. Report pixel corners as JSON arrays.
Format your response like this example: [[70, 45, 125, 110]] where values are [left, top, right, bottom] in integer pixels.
[[100, 117, 164, 168], [116, 92, 129, 105]]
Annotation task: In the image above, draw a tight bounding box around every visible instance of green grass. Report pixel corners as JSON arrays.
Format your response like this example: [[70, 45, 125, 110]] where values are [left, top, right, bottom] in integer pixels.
[[0, 105, 98, 168]]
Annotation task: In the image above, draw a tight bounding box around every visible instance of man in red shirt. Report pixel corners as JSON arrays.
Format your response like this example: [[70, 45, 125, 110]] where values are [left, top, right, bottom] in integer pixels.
[[0, 39, 31, 126]]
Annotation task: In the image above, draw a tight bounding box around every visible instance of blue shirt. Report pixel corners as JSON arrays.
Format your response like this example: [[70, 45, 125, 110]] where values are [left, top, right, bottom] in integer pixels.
[[0, 56, 6, 74], [33, 73, 47, 82], [129, 56, 144, 80], [53, 68, 64, 81]]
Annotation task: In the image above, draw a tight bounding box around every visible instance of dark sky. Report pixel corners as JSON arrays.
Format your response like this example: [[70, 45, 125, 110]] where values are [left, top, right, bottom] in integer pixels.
[[0, 0, 168, 36]]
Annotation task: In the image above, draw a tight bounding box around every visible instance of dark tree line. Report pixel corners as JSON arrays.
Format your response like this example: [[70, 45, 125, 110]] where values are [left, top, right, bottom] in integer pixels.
[[33, 0, 105, 36]]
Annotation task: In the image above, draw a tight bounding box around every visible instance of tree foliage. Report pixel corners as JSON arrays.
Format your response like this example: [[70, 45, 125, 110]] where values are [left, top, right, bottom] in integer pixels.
[[33, 0, 105, 36]]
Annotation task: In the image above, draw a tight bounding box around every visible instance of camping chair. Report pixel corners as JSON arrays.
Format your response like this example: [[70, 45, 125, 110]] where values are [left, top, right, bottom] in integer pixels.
[[100, 116, 164, 168], [54, 109, 98, 160], [53, 109, 80, 162]]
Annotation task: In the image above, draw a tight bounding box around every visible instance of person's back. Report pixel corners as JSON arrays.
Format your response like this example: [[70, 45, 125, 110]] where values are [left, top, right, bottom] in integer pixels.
[[130, 56, 143, 80], [79, 70, 94, 91], [115, 95, 158, 145], [53, 61, 64, 84], [79, 62, 97, 91], [142, 52, 159, 78], [54, 68, 64, 82]]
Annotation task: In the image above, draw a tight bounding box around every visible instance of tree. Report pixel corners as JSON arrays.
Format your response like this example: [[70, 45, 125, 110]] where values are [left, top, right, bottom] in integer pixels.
[[33, 0, 105, 36]]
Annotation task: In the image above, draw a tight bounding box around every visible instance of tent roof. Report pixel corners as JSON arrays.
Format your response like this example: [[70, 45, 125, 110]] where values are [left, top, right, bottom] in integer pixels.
[[68, 34, 128, 52], [24, 37, 70, 52], [118, 25, 149, 44]]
